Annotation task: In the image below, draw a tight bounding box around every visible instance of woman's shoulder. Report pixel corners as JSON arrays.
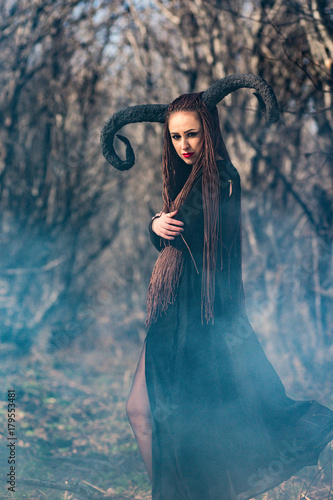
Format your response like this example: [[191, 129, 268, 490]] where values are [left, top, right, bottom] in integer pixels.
[[216, 158, 240, 181]]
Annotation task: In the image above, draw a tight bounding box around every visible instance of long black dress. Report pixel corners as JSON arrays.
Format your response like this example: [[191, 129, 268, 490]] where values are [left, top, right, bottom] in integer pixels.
[[144, 159, 333, 500]]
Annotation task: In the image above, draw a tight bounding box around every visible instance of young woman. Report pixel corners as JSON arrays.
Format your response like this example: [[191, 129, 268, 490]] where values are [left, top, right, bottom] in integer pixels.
[[101, 81, 333, 500]]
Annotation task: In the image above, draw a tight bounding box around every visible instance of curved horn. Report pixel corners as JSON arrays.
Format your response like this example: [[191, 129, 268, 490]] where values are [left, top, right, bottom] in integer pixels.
[[202, 73, 279, 123], [101, 74, 279, 170], [100, 104, 168, 170]]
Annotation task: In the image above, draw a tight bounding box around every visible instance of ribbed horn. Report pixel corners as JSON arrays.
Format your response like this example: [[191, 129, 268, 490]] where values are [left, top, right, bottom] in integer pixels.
[[202, 73, 279, 123], [101, 74, 279, 170], [100, 104, 168, 170]]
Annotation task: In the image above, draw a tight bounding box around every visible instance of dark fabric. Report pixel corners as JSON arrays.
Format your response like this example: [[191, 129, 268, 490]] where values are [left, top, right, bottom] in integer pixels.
[[148, 217, 163, 252], [145, 159, 333, 500]]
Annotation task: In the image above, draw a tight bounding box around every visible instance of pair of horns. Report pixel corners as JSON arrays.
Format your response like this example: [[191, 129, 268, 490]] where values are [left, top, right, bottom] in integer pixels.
[[100, 74, 279, 171]]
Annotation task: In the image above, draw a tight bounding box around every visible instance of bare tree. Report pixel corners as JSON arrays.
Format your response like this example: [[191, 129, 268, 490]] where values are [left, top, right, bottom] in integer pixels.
[[110, 0, 333, 391], [0, 0, 331, 394]]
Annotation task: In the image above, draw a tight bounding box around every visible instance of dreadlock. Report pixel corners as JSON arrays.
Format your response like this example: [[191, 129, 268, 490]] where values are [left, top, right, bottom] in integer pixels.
[[145, 92, 230, 328]]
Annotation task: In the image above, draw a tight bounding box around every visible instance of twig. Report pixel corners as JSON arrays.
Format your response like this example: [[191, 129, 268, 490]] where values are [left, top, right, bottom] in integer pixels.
[[0, 476, 120, 500]]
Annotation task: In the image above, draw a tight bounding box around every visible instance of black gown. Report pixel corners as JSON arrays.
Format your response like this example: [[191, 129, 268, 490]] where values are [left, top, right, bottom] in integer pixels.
[[144, 159, 333, 500]]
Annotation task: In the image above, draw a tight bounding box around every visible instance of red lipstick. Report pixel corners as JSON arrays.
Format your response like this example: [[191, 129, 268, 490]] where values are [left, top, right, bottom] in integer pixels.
[[183, 152, 194, 158]]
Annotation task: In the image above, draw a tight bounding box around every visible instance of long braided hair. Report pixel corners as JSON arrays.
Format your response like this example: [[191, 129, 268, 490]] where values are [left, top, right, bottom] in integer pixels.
[[145, 92, 231, 329]]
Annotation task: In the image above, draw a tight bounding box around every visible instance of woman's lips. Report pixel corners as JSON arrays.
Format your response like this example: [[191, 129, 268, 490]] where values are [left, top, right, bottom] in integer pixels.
[[183, 152, 194, 158]]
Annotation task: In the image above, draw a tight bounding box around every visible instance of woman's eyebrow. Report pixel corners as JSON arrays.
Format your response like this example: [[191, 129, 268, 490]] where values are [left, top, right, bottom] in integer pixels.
[[170, 128, 198, 134]]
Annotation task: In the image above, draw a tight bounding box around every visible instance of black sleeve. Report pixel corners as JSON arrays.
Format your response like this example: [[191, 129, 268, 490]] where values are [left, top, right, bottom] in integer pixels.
[[218, 164, 241, 252], [148, 216, 165, 252]]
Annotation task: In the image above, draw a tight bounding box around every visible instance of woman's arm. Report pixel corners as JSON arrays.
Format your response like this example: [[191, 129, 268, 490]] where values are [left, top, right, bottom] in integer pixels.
[[148, 210, 184, 251], [148, 160, 240, 253]]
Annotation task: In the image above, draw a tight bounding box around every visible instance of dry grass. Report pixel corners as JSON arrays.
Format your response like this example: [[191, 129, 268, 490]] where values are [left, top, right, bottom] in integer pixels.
[[0, 331, 331, 500]]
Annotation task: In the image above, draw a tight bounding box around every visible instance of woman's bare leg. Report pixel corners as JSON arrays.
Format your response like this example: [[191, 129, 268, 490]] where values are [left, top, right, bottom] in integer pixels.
[[126, 338, 153, 483]]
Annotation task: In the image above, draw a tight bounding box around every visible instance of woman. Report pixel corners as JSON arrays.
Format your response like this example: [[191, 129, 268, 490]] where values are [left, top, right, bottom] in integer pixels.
[[101, 78, 333, 500]]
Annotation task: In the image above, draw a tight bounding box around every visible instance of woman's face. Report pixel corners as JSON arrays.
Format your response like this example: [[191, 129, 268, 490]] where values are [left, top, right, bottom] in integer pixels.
[[168, 111, 204, 165]]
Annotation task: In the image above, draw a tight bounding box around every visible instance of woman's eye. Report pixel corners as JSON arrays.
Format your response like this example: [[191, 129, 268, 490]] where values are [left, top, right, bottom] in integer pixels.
[[171, 135, 180, 140], [188, 132, 197, 137]]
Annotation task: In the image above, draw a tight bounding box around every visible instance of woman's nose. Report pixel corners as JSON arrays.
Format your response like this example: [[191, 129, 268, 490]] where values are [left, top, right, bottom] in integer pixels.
[[181, 137, 189, 149]]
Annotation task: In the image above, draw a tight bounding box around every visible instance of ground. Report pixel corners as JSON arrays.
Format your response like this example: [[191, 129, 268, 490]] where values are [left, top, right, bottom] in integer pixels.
[[0, 332, 331, 500]]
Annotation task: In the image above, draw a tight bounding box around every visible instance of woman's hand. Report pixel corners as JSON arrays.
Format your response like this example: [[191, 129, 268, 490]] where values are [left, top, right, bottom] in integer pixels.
[[152, 210, 184, 240]]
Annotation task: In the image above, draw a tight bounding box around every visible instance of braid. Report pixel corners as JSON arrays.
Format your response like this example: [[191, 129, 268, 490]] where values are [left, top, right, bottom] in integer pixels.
[[146, 92, 229, 329]]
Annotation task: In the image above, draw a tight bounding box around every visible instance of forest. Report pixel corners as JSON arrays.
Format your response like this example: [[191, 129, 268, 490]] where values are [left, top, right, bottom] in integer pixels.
[[0, 0, 332, 498]]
